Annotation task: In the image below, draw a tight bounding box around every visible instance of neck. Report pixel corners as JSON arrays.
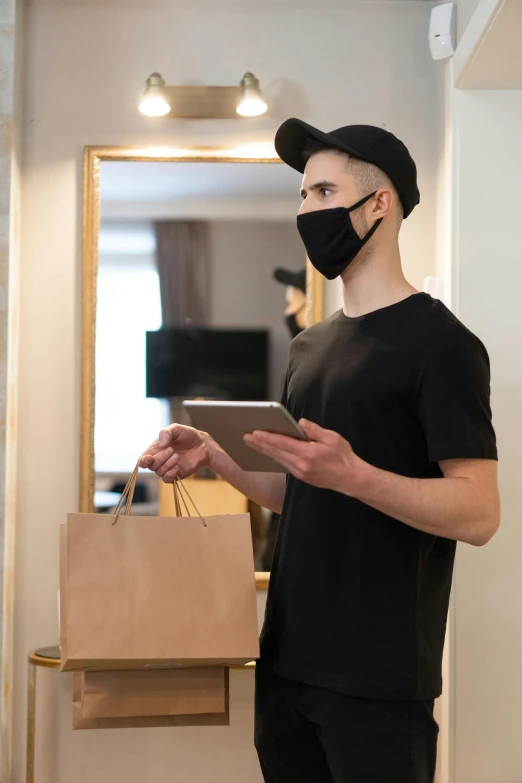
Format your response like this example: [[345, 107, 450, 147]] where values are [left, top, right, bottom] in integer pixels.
[[340, 241, 417, 318], [296, 303, 307, 330]]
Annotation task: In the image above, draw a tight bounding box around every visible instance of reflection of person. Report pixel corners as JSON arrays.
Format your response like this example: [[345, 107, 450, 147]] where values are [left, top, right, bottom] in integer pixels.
[[273, 267, 307, 338], [141, 118, 499, 783]]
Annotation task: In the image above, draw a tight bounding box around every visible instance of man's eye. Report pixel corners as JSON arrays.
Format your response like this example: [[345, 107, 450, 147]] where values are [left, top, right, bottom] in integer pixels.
[[320, 189, 332, 197]]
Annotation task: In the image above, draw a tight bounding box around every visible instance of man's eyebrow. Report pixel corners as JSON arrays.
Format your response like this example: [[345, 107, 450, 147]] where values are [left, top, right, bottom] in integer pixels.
[[300, 181, 338, 198]]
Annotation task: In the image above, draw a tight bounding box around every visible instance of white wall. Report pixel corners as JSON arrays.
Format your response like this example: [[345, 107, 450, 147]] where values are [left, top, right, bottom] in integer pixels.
[[451, 89, 522, 783], [15, 1, 442, 781], [209, 220, 302, 399]]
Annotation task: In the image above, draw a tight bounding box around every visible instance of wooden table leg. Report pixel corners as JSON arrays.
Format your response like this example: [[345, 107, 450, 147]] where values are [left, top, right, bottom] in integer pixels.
[[26, 661, 36, 783]]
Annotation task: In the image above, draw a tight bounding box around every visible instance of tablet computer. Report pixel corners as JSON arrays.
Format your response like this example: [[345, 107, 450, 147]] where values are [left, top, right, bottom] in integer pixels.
[[182, 401, 307, 473]]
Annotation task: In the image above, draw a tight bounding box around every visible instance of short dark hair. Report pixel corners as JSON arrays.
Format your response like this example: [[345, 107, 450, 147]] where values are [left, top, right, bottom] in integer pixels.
[[302, 140, 404, 230], [302, 139, 335, 163]]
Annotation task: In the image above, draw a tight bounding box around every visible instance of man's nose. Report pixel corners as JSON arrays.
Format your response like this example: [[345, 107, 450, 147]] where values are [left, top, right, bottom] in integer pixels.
[[298, 199, 313, 216]]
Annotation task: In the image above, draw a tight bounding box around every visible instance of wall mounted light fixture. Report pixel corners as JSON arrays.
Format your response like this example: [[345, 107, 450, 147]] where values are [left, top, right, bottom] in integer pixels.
[[139, 73, 171, 117], [138, 71, 268, 119], [236, 73, 268, 117]]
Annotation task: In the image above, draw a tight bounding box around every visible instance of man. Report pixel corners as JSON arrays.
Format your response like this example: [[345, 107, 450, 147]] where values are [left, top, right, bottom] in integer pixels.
[[140, 119, 499, 782], [273, 266, 307, 339]]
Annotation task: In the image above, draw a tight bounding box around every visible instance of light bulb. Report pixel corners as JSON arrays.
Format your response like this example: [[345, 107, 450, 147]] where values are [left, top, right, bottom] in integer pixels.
[[236, 72, 268, 118], [139, 73, 171, 117]]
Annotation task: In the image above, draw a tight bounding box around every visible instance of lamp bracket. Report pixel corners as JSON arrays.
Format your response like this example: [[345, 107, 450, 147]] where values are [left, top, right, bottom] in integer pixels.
[[160, 85, 244, 119]]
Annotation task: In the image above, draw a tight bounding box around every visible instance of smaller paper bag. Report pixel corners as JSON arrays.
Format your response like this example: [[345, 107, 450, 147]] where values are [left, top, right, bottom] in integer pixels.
[[81, 667, 226, 719], [72, 671, 230, 730]]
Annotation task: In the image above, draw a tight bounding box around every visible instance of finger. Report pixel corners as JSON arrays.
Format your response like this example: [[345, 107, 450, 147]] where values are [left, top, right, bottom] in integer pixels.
[[139, 440, 163, 467], [247, 432, 315, 461], [158, 424, 182, 448], [156, 453, 180, 478], [142, 447, 174, 473], [142, 423, 190, 467], [245, 435, 301, 466], [299, 419, 335, 443], [162, 453, 202, 482], [246, 431, 313, 458], [264, 448, 306, 477], [245, 436, 305, 473], [158, 430, 173, 448], [163, 464, 181, 483]]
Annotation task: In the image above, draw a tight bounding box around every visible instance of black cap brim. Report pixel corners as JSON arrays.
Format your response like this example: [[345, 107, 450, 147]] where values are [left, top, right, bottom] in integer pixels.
[[275, 118, 369, 173], [273, 267, 307, 293]]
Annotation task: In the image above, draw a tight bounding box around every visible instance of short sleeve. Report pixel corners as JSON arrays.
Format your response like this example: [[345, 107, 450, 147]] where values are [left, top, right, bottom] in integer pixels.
[[415, 334, 497, 463]]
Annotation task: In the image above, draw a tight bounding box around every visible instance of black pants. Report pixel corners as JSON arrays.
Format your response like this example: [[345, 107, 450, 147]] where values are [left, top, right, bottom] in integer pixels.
[[254, 657, 439, 783]]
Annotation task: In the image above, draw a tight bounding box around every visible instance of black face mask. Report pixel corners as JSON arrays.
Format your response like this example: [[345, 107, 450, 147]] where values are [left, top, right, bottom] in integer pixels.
[[296, 192, 382, 280], [285, 312, 304, 339]]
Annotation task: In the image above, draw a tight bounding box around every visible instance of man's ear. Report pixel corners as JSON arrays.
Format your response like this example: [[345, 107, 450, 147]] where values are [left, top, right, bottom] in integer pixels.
[[372, 188, 394, 220]]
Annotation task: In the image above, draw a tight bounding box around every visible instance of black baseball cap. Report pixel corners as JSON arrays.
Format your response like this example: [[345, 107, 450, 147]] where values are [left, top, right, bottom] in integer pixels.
[[273, 267, 307, 293], [274, 118, 420, 218]]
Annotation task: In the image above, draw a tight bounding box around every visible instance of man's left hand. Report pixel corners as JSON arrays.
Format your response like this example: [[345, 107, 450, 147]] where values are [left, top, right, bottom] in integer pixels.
[[244, 419, 366, 495]]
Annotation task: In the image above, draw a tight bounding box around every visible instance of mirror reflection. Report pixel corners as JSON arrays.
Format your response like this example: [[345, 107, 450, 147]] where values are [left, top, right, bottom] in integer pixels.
[[94, 160, 304, 569]]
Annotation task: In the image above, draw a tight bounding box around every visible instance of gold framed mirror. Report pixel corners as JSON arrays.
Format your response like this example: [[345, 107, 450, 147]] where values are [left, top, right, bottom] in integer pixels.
[[80, 145, 324, 587]]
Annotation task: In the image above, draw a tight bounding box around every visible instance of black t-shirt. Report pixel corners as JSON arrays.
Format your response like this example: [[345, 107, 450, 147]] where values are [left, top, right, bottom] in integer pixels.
[[262, 293, 497, 701]]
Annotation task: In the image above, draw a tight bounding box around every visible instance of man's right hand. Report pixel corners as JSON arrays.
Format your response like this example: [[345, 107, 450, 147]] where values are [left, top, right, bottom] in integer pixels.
[[139, 424, 214, 483]]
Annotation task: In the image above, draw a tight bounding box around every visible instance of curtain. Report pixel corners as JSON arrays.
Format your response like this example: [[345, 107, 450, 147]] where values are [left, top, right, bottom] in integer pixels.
[[154, 221, 211, 327]]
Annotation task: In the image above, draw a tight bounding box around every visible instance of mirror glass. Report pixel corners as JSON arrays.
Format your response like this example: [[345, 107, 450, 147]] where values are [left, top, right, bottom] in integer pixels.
[[94, 160, 304, 569]]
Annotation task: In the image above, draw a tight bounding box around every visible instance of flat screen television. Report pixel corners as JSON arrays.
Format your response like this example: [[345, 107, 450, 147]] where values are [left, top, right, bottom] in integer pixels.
[[146, 327, 269, 401]]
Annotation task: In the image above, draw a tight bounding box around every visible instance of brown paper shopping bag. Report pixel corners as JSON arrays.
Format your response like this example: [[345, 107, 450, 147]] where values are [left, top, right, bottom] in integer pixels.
[[72, 671, 230, 730], [81, 667, 226, 719], [61, 466, 259, 672]]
